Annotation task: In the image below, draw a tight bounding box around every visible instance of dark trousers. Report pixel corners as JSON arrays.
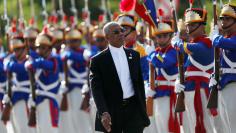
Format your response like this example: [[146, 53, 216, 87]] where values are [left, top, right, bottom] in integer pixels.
[[105, 96, 144, 133]]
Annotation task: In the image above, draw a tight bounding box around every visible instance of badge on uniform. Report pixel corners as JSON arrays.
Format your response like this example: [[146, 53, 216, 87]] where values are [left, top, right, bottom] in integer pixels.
[[129, 53, 133, 59]]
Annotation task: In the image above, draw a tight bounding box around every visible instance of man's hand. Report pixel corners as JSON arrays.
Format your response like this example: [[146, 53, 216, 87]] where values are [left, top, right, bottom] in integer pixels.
[[101, 112, 112, 132]]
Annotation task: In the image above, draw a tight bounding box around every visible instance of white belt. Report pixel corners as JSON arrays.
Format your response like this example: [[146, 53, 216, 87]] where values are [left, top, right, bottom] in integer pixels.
[[221, 68, 236, 74], [36, 90, 59, 104], [222, 50, 236, 68], [0, 89, 4, 94], [15, 80, 30, 87], [185, 71, 211, 78], [69, 67, 88, 79], [160, 69, 178, 81], [157, 81, 175, 86], [0, 82, 6, 88], [68, 77, 87, 84], [37, 80, 60, 91], [12, 86, 30, 93], [189, 55, 214, 71]]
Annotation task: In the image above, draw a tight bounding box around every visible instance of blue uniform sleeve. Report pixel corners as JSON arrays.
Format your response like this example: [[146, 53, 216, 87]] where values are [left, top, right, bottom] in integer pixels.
[[185, 42, 210, 55], [40, 59, 57, 72], [62, 51, 85, 63], [7, 61, 26, 73], [149, 49, 177, 68], [213, 35, 236, 50]]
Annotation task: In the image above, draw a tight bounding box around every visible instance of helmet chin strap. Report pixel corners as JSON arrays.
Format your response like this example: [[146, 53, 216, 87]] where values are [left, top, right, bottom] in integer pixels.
[[188, 24, 201, 34]]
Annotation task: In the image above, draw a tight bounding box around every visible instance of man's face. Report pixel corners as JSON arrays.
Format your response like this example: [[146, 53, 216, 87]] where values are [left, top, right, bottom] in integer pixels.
[[122, 25, 137, 43], [36, 45, 52, 58], [66, 39, 81, 50], [53, 39, 63, 51], [155, 33, 172, 48], [105, 25, 125, 47], [220, 16, 236, 30], [13, 46, 27, 61], [186, 23, 204, 37], [94, 37, 107, 50]]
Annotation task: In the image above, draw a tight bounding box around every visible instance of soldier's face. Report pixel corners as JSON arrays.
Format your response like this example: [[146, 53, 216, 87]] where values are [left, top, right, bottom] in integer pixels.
[[155, 33, 172, 47], [94, 37, 107, 50], [220, 16, 236, 30], [13, 46, 27, 61], [36, 45, 52, 58]]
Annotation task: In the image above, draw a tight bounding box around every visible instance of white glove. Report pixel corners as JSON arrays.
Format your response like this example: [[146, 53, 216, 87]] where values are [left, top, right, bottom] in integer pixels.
[[59, 80, 68, 95], [174, 79, 185, 93], [171, 32, 180, 47], [82, 84, 90, 94], [2, 94, 10, 104], [28, 95, 36, 108], [209, 76, 217, 88], [210, 25, 219, 41], [24, 60, 33, 70], [145, 86, 156, 98]]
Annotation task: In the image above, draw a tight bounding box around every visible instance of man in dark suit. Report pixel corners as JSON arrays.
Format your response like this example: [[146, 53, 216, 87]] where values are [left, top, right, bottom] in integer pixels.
[[89, 22, 150, 133]]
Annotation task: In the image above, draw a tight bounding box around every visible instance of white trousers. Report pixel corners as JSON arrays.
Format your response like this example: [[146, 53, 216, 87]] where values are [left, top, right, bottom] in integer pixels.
[[37, 99, 58, 133], [183, 89, 215, 133], [11, 100, 36, 133], [218, 82, 236, 133], [68, 89, 93, 133], [153, 96, 170, 133]]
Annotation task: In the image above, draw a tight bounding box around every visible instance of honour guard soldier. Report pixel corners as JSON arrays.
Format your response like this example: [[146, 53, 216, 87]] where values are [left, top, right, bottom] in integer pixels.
[[210, 2, 236, 133], [4, 29, 35, 133], [0, 46, 7, 133], [25, 28, 60, 133], [116, 14, 149, 82], [61, 27, 92, 133], [23, 22, 40, 59], [146, 17, 180, 133], [172, 8, 216, 133]]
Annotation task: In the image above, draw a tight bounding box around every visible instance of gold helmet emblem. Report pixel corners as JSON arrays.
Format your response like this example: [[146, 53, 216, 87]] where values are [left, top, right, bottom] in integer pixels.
[[116, 14, 137, 28], [152, 20, 174, 35], [185, 8, 207, 24], [10, 38, 25, 50], [220, 3, 236, 19]]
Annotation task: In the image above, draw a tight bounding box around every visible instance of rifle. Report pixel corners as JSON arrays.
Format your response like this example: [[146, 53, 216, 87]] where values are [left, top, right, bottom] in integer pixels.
[[79, 0, 91, 112], [170, 0, 186, 112], [207, 0, 219, 109], [1, 71, 12, 123], [41, 0, 48, 25], [146, 26, 154, 116], [1, 0, 12, 123], [60, 57, 69, 111], [27, 59, 37, 126], [147, 63, 155, 116]]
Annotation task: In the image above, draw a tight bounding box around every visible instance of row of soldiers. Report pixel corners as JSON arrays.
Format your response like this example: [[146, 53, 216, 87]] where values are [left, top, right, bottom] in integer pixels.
[[0, 14, 108, 133], [0, 1, 236, 133]]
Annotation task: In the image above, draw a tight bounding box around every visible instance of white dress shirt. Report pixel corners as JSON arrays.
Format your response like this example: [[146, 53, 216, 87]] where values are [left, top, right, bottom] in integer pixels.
[[109, 45, 135, 99]]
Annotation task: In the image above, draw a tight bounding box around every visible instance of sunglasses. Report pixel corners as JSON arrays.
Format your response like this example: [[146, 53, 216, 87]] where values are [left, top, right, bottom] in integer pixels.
[[156, 33, 171, 38], [219, 16, 234, 21], [112, 28, 125, 35]]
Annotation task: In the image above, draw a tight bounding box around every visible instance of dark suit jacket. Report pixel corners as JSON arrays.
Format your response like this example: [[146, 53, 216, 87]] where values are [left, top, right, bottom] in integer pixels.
[[89, 47, 150, 132]]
